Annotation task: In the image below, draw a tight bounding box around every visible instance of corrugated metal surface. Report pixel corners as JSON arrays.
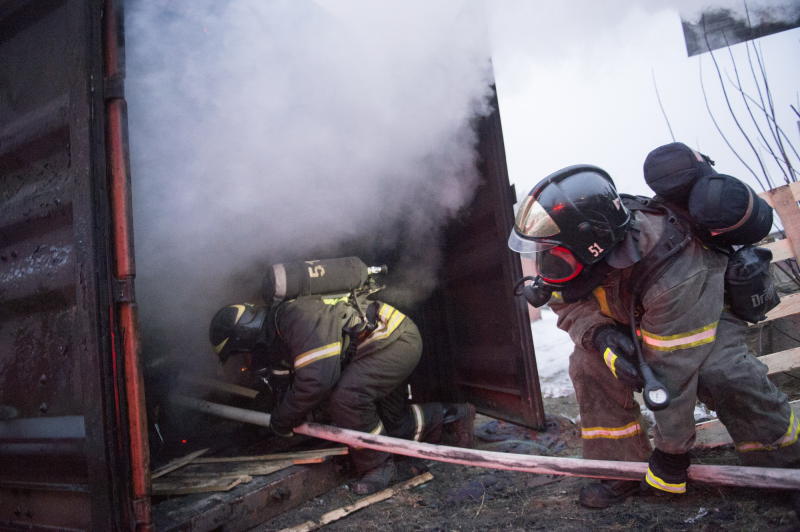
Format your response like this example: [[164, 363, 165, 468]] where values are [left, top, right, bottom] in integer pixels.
[[414, 92, 544, 428], [0, 1, 128, 529]]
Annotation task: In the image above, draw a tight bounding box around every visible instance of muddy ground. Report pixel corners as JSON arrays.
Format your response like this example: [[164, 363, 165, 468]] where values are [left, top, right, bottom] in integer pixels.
[[259, 388, 800, 532]]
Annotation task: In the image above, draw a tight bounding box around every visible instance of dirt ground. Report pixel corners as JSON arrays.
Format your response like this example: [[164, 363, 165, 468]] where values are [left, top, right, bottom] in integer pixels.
[[259, 390, 800, 532]]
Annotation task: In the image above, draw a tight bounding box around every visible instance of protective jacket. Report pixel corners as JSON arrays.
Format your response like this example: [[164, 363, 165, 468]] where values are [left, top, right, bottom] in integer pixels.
[[552, 207, 799, 468], [268, 294, 444, 473]]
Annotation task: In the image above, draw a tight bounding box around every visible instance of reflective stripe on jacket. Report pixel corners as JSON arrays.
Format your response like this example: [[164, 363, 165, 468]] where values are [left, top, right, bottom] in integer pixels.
[[551, 209, 729, 453], [270, 295, 407, 430]]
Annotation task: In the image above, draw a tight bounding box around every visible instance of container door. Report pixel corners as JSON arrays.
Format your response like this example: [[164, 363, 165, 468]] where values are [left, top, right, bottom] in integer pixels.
[[415, 91, 545, 429], [0, 1, 132, 529]]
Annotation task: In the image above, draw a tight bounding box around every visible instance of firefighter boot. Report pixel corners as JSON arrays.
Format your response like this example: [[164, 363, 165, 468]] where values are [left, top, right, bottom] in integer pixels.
[[578, 479, 641, 509], [350, 459, 397, 496], [442, 403, 476, 448]]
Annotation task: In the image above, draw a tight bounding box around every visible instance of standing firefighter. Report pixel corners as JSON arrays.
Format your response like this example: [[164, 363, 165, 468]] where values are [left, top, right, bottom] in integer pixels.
[[209, 257, 475, 495], [508, 164, 799, 508]]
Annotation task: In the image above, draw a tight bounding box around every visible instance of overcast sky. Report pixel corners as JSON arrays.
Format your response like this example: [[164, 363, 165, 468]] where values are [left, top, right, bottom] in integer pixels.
[[488, 1, 799, 198]]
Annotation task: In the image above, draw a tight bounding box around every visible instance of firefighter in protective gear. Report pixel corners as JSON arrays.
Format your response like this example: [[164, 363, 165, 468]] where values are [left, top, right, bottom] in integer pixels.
[[210, 296, 475, 495], [509, 165, 800, 508]]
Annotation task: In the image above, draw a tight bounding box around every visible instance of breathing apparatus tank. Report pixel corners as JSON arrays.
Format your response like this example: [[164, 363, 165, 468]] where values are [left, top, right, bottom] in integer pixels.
[[262, 256, 387, 302]]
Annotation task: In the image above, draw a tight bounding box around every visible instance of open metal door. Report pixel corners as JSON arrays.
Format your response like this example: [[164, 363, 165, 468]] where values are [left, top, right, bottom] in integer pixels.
[[414, 90, 545, 429], [0, 1, 143, 529]]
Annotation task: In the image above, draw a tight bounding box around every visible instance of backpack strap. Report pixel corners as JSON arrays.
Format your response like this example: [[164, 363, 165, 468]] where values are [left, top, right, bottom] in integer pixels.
[[621, 195, 695, 317]]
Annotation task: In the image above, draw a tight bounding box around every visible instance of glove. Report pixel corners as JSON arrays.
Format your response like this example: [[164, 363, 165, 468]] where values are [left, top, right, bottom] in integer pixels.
[[268, 418, 294, 438], [645, 449, 690, 494], [592, 325, 644, 391]]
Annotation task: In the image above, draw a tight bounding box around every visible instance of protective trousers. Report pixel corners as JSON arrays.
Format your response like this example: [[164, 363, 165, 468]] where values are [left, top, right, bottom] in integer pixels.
[[569, 314, 800, 467], [327, 319, 445, 473]]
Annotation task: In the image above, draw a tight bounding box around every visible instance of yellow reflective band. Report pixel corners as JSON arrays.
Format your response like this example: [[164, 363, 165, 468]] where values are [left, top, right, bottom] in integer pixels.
[[369, 420, 385, 435], [603, 348, 619, 378], [640, 322, 718, 352], [645, 467, 686, 494], [293, 342, 341, 369], [322, 295, 349, 305], [214, 304, 249, 354], [581, 420, 642, 440], [736, 411, 800, 453], [411, 404, 425, 441], [214, 337, 228, 355], [593, 286, 612, 318], [358, 304, 406, 349]]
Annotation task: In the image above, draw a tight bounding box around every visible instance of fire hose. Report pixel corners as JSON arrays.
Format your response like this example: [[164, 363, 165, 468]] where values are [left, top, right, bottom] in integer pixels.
[[172, 394, 800, 490]]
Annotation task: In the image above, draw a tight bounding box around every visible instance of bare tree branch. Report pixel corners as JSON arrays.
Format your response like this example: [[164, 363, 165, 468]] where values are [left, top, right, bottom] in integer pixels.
[[651, 68, 676, 142], [698, 56, 765, 190], [702, 15, 771, 189]]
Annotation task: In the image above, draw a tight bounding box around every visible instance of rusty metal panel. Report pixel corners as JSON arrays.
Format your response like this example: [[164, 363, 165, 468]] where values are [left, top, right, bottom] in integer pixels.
[[414, 92, 545, 429], [0, 0, 128, 529]]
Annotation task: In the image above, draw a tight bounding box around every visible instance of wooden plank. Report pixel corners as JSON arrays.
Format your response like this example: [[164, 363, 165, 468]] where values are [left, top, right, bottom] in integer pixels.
[[695, 400, 800, 449], [763, 291, 800, 323], [192, 447, 348, 464], [153, 460, 345, 532], [759, 181, 800, 206], [762, 238, 794, 263], [763, 347, 800, 375], [176, 461, 294, 478], [152, 475, 252, 496], [761, 183, 800, 261], [151, 448, 209, 480], [279, 472, 434, 532]]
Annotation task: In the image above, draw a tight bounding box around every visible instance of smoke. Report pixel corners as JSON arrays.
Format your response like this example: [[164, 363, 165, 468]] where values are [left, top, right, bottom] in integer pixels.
[[126, 1, 493, 366]]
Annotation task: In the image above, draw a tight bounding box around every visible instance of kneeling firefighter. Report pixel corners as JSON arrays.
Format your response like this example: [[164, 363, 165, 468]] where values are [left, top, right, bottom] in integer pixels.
[[209, 257, 475, 495], [508, 164, 799, 509]]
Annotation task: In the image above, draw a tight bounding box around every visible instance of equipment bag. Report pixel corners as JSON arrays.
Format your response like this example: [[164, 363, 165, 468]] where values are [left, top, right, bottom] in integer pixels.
[[724, 246, 780, 323], [688, 174, 773, 246], [643, 142, 773, 246], [643, 142, 716, 202]]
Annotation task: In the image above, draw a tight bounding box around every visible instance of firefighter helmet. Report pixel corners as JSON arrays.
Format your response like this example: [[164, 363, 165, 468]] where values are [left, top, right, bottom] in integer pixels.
[[209, 303, 270, 363], [508, 165, 631, 281]]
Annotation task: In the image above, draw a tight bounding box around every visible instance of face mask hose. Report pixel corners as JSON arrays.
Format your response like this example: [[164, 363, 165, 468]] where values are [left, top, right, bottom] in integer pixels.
[[514, 275, 553, 308]]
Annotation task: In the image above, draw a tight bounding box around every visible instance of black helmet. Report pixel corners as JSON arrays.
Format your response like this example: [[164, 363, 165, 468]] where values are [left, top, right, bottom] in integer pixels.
[[209, 303, 270, 363], [508, 165, 630, 283]]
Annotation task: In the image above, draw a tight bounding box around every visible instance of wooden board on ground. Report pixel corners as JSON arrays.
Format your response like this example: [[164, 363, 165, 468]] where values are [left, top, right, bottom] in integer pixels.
[[151, 448, 210, 479], [152, 474, 252, 496], [192, 446, 348, 464], [175, 460, 295, 478], [694, 399, 799, 449], [279, 472, 434, 532]]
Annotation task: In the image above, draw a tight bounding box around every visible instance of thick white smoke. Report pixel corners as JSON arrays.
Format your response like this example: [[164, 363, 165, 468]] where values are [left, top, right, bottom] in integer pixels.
[[126, 1, 493, 366]]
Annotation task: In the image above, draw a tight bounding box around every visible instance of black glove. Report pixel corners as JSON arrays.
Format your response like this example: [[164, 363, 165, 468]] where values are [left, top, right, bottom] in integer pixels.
[[268, 417, 294, 438], [592, 325, 644, 391], [645, 448, 690, 494]]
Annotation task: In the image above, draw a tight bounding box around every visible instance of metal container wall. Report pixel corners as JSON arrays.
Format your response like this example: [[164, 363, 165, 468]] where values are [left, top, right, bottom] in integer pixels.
[[414, 92, 544, 429], [0, 1, 129, 529]]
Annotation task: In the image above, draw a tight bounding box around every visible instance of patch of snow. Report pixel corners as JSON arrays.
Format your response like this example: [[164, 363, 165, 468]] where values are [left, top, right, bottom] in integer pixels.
[[531, 307, 573, 398]]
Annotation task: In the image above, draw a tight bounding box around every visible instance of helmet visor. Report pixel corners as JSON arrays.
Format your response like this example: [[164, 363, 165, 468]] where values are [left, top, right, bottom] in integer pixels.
[[508, 195, 562, 253], [537, 246, 584, 284], [515, 195, 561, 239], [508, 229, 558, 254]]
